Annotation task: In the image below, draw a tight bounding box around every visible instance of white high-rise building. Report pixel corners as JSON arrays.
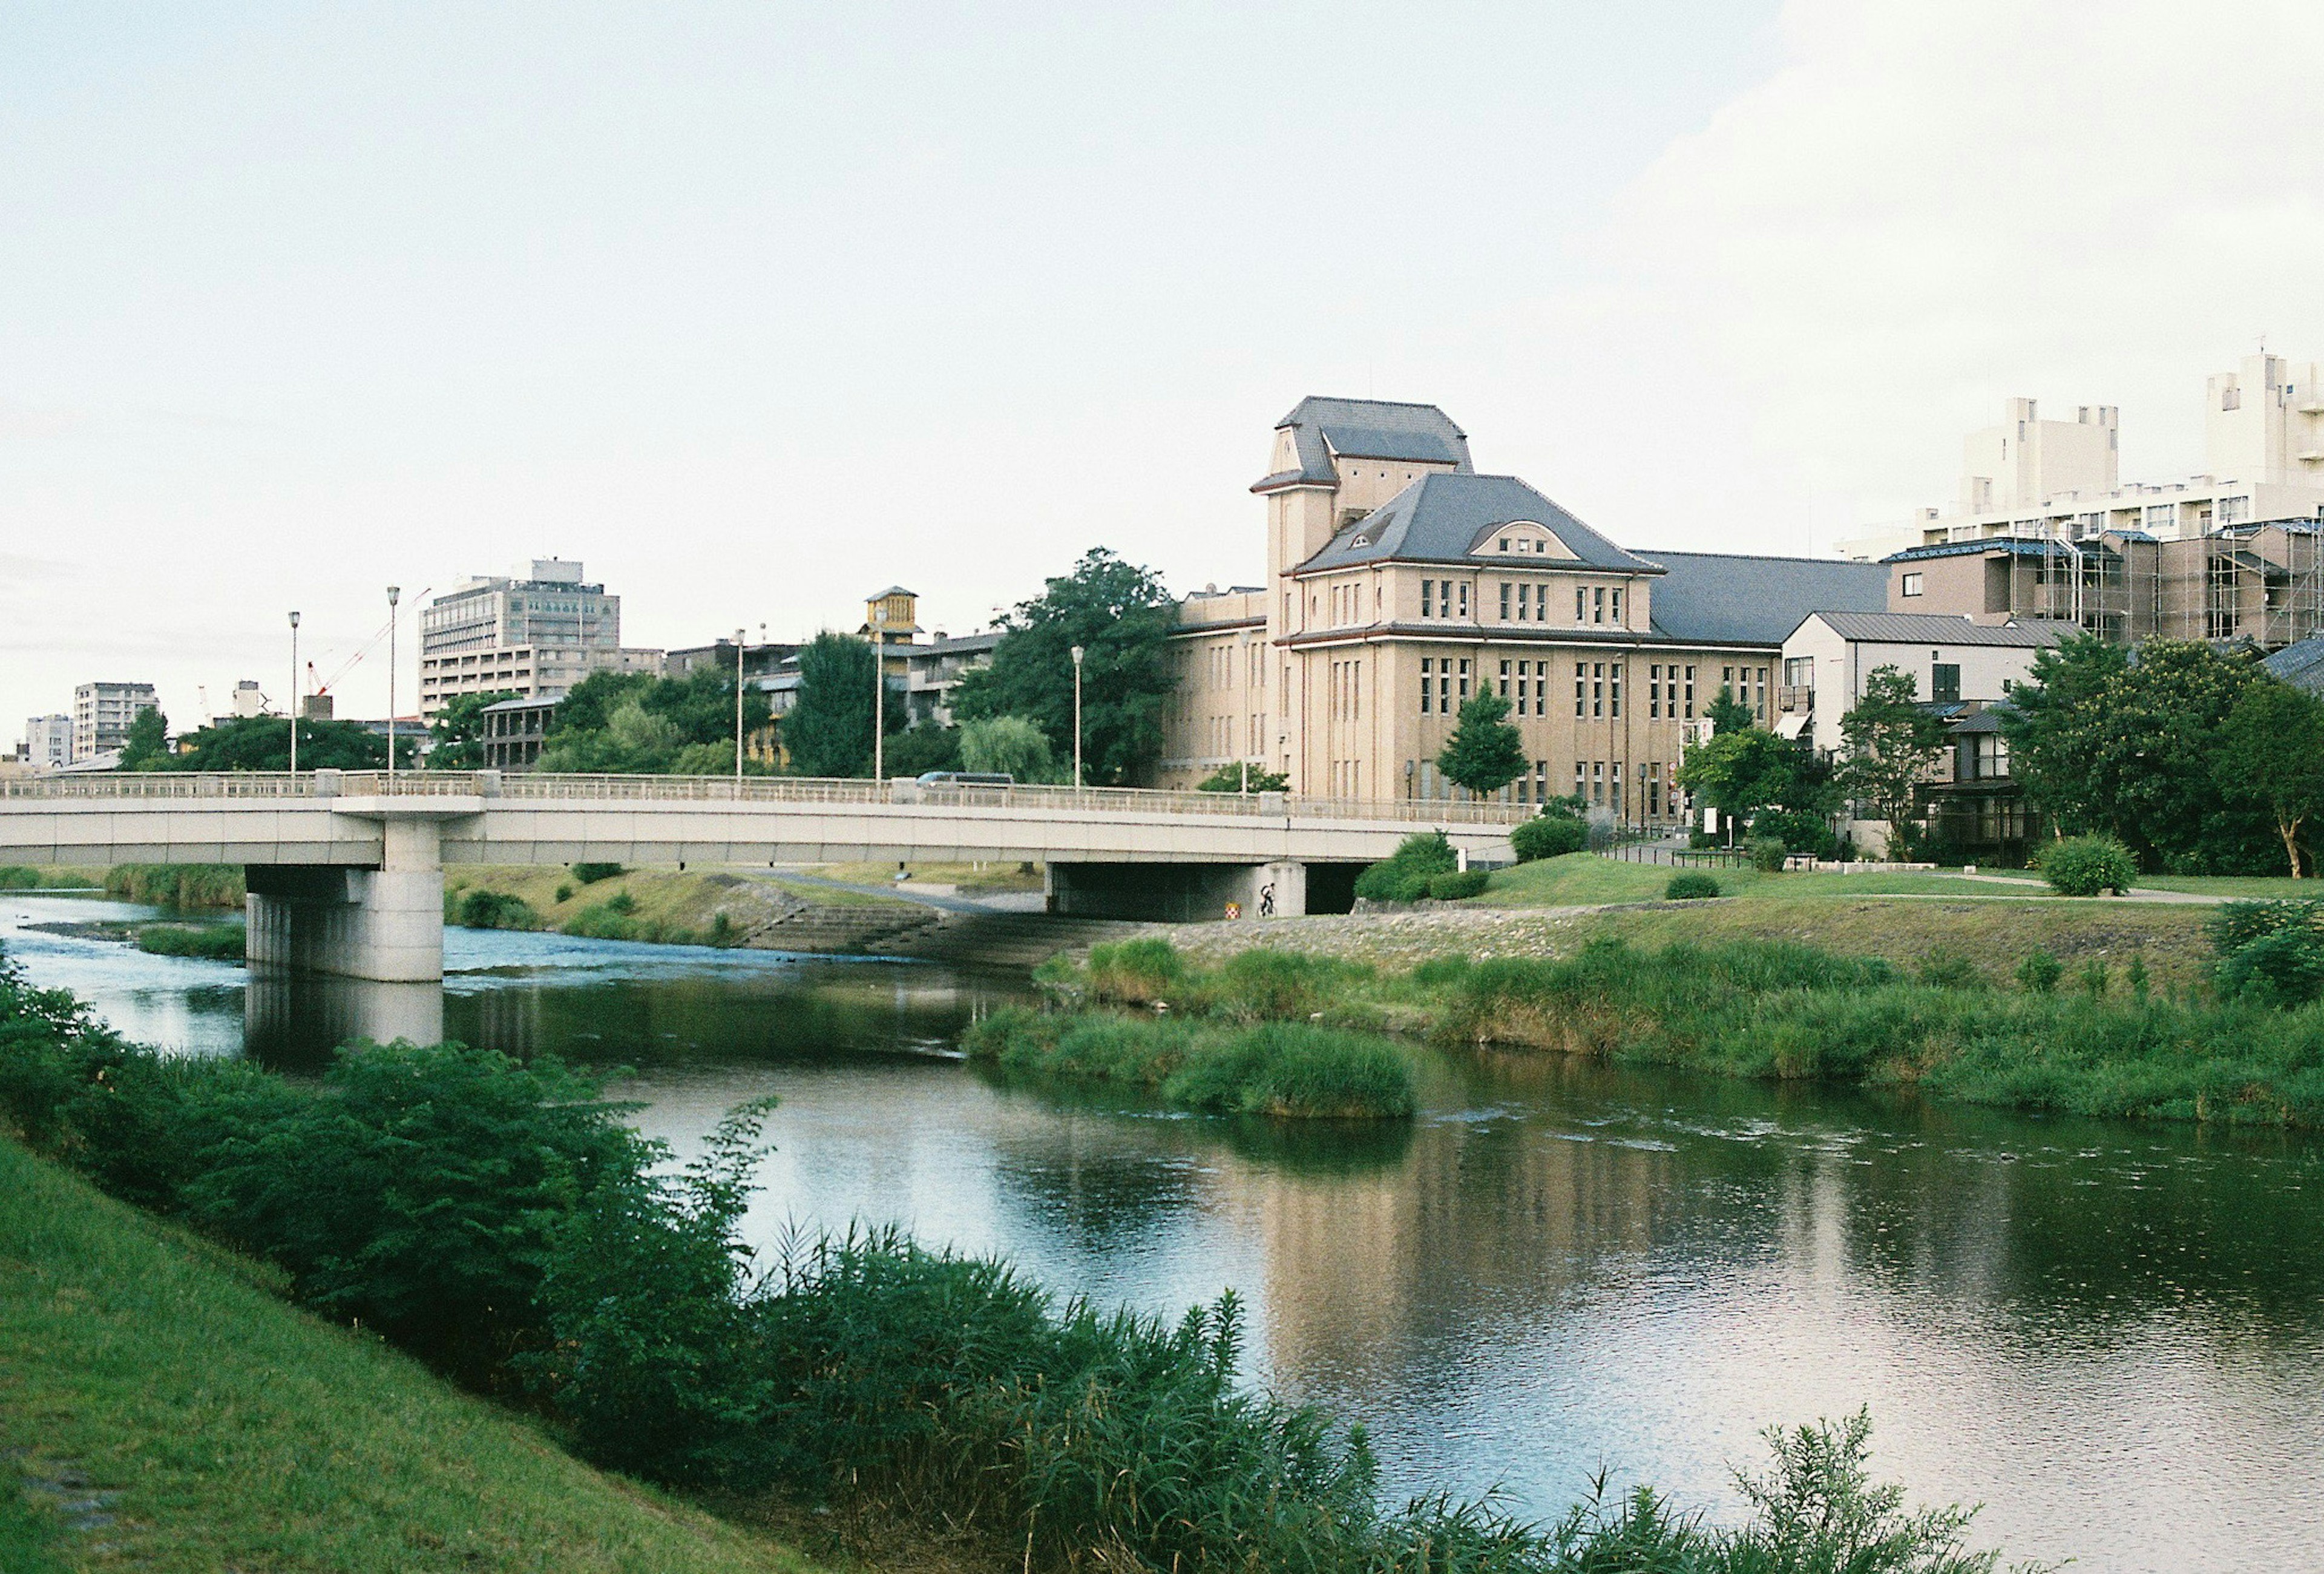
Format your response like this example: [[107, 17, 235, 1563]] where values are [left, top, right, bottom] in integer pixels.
[[1839, 354, 2324, 560], [71, 681, 157, 761], [417, 559, 663, 714], [21, 715, 71, 769]]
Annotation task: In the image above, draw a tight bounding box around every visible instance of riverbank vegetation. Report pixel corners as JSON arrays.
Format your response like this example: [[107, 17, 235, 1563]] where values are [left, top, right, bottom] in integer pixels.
[[1055, 910, 2324, 1126], [0, 947, 2034, 1573], [965, 1005, 1415, 1118], [131, 922, 246, 960], [101, 862, 245, 909], [443, 865, 927, 949]]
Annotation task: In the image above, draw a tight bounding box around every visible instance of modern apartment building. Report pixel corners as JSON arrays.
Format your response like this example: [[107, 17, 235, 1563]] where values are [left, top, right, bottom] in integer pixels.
[[1157, 398, 1889, 819], [71, 681, 158, 761], [416, 559, 663, 713], [1840, 355, 2324, 560], [19, 715, 71, 770]]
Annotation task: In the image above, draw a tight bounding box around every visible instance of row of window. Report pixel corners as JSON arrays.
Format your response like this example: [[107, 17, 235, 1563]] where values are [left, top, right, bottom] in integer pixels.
[[1192, 642, 1269, 691], [1415, 578, 1627, 626], [1329, 660, 1362, 723], [1413, 660, 1765, 721]]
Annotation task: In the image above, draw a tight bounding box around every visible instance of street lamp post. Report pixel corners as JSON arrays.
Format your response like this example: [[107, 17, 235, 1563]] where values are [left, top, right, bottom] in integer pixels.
[[386, 586, 401, 781], [872, 625, 886, 786], [287, 611, 300, 776], [1070, 644, 1085, 790], [734, 628, 746, 784]]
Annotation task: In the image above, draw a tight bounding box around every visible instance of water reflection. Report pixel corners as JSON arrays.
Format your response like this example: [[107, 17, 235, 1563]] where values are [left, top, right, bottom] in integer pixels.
[[244, 968, 445, 1066], [4, 893, 2321, 1572]]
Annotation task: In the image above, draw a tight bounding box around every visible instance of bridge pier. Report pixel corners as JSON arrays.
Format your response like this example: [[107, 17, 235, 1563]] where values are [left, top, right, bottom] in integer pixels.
[[1045, 859, 1354, 922], [246, 816, 445, 983]]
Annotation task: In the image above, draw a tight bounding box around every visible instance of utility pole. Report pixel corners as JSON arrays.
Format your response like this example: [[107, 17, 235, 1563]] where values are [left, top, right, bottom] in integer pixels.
[[386, 586, 400, 781], [734, 628, 746, 784], [287, 611, 300, 776], [1071, 644, 1085, 790]]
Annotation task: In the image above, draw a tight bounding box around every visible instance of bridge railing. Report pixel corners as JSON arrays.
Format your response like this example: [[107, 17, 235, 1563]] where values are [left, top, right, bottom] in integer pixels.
[[0, 770, 1534, 826]]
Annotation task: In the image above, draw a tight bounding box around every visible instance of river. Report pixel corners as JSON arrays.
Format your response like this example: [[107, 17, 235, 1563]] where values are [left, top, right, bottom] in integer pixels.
[[5, 891, 2321, 1572]]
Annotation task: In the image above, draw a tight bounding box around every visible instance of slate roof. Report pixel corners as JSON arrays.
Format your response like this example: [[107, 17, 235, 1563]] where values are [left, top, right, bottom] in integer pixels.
[[1636, 551, 1888, 648], [2263, 635, 2324, 694], [1298, 474, 1658, 575], [1800, 611, 2071, 647], [1253, 397, 1472, 491]]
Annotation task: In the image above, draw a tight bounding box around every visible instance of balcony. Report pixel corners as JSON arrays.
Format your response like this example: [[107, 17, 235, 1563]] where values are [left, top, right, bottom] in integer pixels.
[[1777, 685, 1814, 714]]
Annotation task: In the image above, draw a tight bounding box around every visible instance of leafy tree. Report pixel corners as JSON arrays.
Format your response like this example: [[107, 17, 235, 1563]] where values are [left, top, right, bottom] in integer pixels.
[[117, 706, 169, 770], [1196, 763, 1290, 793], [1707, 684, 1756, 735], [959, 715, 1059, 782], [783, 632, 894, 778], [162, 715, 386, 772], [1435, 690, 1528, 797], [539, 666, 771, 775], [952, 548, 1178, 786], [2004, 636, 2273, 871], [884, 723, 963, 778], [1835, 666, 1949, 858], [425, 690, 516, 770], [2216, 677, 2324, 877], [1675, 728, 1804, 838]]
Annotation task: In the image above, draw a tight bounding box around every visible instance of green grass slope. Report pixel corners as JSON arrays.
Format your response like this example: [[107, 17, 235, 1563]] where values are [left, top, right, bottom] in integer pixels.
[[0, 1134, 823, 1574]]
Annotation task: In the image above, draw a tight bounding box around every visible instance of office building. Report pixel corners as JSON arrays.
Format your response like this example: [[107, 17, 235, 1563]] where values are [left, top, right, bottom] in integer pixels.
[[417, 559, 663, 714], [72, 681, 158, 761]]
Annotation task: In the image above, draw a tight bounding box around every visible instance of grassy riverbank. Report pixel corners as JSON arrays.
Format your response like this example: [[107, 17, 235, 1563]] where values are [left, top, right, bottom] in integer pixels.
[[0, 1135, 822, 1574], [1049, 929, 2324, 1127], [445, 865, 931, 950], [0, 944, 2030, 1573]]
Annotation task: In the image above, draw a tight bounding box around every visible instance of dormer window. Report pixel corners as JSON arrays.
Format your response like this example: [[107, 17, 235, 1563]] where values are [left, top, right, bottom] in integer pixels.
[[1352, 534, 1371, 548], [1498, 537, 1510, 551]]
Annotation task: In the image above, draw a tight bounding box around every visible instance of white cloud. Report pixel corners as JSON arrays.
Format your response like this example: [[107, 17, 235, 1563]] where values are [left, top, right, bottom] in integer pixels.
[[1594, 0, 2324, 539]]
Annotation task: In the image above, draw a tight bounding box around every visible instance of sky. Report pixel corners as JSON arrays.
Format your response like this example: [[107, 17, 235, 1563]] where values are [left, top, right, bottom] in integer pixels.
[[5, 1, 2322, 734]]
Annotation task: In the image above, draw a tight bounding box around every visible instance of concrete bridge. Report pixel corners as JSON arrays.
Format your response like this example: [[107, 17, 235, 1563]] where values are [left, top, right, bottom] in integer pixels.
[[0, 770, 1523, 982]]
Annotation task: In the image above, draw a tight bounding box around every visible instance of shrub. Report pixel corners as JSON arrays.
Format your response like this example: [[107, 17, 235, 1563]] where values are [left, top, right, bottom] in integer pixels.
[[2038, 835, 2137, 897], [1510, 813, 1586, 862], [2079, 961, 2110, 998], [606, 889, 638, 916], [569, 862, 625, 885], [707, 913, 737, 947], [2217, 924, 2324, 1005], [1747, 835, 1790, 873], [2015, 950, 2063, 993], [562, 903, 641, 941], [1426, 869, 1489, 900], [1355, 831, 1459, 904], [0, 866, 45, 890], [1752, 807, 1838, 859], [1915, 948, 1984, 989], [1665, 872, 1722, 900], [2206, 899, 2324, 957], [554, 883, 574, 903], [1205, 948, 1370, 1021], [455, 888, 540, 931]]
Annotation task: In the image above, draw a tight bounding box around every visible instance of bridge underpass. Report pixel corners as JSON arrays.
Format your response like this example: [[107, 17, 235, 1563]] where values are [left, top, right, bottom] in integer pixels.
[[0, 770, 1522, 983]]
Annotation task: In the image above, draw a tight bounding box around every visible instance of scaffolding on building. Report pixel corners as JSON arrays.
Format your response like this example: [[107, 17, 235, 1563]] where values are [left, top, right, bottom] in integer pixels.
[[1992, 517, 2324, 651]]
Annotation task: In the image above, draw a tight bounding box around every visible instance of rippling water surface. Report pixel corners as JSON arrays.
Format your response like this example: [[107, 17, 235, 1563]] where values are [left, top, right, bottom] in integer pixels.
[[6, 892, 2320, 1573]]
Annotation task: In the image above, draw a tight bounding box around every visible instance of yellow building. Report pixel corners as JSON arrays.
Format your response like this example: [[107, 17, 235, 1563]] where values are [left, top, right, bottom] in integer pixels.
[[1160, 398, 1888, 822]]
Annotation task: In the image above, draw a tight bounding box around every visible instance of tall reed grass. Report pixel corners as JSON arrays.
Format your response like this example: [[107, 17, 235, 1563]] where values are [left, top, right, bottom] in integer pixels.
[[965, 1006, 1414, 1119], [102, 863, 245, 910]]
